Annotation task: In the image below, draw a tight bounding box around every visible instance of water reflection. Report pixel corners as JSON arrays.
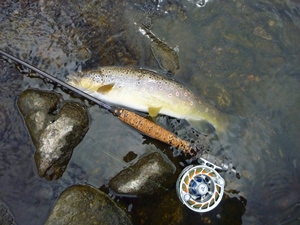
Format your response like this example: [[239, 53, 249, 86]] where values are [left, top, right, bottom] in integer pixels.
[[0, 0, 300, 224]]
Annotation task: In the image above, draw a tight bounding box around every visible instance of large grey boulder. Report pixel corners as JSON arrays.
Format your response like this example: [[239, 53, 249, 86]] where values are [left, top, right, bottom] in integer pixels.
[[45, 184, 132, 225], [109, 152, 176, 196], [17, 89, 89, 180]]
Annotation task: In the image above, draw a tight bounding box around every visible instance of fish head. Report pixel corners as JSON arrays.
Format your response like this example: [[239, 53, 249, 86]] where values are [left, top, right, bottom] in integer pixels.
[[67, 72, 104, 92]]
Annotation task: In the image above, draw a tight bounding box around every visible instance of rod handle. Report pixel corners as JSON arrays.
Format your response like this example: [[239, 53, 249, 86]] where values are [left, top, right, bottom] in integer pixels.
[[114, 108, 192, 154]]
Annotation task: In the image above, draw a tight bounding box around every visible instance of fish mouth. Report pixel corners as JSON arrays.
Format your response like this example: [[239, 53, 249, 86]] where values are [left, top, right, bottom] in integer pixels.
[[66, 75, 80, 86]]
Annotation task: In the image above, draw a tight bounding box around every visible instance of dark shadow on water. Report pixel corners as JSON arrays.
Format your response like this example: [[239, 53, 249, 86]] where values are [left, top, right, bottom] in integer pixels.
[[100, 182, 247, 225]]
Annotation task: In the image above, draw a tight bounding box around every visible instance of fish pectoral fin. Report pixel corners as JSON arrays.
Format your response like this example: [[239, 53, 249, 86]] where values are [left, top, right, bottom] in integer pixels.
[[148, 106, 162, 117], [97, 83, 115, 93]]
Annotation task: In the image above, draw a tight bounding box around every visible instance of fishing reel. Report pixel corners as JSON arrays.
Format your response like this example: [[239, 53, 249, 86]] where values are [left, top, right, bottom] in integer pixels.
[[176, 157, 235, 213]]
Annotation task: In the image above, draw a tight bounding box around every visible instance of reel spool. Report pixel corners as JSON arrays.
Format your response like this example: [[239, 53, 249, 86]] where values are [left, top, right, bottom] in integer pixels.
[[176, 162, 225, 213]]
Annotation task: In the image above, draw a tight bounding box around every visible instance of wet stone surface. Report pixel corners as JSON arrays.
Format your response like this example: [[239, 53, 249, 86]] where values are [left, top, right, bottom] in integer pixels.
[[0, 203, 15, 225], [0, 60, 26, 145], [45, 184, 132, 225], [17, 89, 89, 180], [109, 152, 176, 196]]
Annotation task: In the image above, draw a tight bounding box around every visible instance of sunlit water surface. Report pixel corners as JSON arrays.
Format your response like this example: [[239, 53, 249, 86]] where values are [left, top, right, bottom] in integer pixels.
[[0, 0, 299, 224]]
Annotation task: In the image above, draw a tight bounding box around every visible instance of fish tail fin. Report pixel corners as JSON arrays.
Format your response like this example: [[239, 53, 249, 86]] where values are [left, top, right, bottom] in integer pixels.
[[216, 114, 246, 145], [187, 114, 245, 144], [186, 119, 215, 135]]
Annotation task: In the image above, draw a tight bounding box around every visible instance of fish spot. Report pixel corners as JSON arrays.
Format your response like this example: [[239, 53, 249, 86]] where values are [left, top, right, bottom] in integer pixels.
[[184, 92, 188, 97], [159, 86, 163, 90], [168, 93, 172, 98], [205, 108, 209, 113], [142, 87, 146, 91], [175, 91, 179, 97], [190, 101, 193, 106]]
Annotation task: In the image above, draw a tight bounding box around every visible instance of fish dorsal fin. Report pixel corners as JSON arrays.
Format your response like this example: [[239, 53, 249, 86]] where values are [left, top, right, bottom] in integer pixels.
[[97, 83, 114, 93], [148, 106, 162, 117]]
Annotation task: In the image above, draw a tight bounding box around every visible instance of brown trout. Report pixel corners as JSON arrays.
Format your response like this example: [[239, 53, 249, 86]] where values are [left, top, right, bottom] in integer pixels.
[[67, 67, 229, 134]]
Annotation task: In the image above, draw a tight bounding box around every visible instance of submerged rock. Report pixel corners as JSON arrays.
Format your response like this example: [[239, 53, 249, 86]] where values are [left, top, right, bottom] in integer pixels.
[[109, 152, 176, 196], [148, 191, 184, 225], [45, 184, 132, 225], [17, 89, 89, 180], [253, 26, 272, 41]]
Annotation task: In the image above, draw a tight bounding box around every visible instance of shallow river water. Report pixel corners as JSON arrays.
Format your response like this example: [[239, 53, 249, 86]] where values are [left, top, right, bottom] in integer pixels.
[[0, 0, 300, 224]]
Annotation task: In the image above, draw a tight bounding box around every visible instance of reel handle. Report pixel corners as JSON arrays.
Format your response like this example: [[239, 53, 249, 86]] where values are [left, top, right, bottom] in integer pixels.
[[200, 154, 240, 179]]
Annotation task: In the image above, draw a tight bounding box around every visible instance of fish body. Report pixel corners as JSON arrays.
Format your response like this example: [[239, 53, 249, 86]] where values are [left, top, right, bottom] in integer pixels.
[[67, 67, 229, 133]]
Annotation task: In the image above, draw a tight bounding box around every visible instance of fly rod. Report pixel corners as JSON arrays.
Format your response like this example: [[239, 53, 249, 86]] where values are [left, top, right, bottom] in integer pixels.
[[0, 49, 193, 154]]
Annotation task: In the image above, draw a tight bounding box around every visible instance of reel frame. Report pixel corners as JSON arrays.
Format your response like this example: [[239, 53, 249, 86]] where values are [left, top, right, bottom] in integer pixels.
[[176, 158, 225, 213]]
